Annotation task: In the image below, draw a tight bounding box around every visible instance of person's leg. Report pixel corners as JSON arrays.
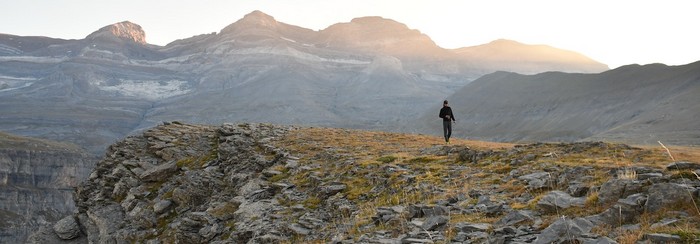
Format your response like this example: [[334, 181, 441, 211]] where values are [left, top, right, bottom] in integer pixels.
[[443, 120, 450, 142], [446, 121, 452, 142]]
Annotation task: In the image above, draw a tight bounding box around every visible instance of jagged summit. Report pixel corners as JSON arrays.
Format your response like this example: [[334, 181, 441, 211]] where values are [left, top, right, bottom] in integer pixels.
[[86, 21, 147, 44]]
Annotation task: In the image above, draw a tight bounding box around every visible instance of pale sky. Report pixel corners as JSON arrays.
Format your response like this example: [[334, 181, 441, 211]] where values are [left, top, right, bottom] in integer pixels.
[[1, 0, 698, 69]]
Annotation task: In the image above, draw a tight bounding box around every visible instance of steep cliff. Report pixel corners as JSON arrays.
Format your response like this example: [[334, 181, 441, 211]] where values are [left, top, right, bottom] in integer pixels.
[[0, 132, 96, 243]]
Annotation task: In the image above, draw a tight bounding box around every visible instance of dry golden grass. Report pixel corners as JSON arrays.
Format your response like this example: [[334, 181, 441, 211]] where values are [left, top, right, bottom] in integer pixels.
[[271, 127, 700, 241], [638, 144, 700, 166]]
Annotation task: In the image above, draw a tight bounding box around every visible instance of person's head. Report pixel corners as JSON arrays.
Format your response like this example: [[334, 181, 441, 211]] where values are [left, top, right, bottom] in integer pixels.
[[443, 100, 448, 107]]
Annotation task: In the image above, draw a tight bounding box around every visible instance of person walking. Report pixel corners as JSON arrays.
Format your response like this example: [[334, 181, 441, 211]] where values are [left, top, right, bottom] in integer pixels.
[[439, 100, 456, 144]]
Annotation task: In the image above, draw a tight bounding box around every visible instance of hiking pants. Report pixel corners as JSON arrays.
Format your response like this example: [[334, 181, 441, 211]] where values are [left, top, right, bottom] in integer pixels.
[[443, 120, 452, 142]]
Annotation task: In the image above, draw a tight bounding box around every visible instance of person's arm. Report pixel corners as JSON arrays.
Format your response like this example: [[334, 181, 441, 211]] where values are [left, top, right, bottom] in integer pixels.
[[439, 108, 445, 119], [450, 108, 456, 121]]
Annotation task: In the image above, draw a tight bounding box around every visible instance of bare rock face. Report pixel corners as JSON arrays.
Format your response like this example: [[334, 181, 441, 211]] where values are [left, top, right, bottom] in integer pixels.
[[86, 21, 147, 44], [0, 132, 96, 243]]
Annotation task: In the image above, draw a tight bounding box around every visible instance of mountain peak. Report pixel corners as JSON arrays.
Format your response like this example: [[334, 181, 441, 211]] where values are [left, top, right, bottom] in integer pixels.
[[86, 21, 146, 44], [319, 16, 440, 57], [350, 16, 398, 25], [219, 10, 280, 36], [242, 10, 277, 25]]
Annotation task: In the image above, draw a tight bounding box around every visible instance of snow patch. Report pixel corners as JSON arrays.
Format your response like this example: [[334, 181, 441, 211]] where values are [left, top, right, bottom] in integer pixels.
[[0, 44, 23, 55], [0, 56, 67, 63], [280, 37, 297, 43], [0, 82, 33, 92], [230, 47, 371, 64], [97, 79, 191, 100], [0, 75, 38, 92]]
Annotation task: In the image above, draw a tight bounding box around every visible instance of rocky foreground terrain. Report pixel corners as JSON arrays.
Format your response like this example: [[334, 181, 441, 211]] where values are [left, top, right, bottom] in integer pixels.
[[29, 122, 700, 243]]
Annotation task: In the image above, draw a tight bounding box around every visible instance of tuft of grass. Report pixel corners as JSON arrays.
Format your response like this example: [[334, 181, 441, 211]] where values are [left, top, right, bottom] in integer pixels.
[[303, 196, 322, 209], [672, 231, 700, 243], [376, 155, 398, 164], [407, 156, 438, 164], [617, 169, 638, 180], [670, 171, 700, 180]]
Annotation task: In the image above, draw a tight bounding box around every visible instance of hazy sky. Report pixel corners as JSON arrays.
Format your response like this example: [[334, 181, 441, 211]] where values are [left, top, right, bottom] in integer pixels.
[[1, 0, 698, 68]]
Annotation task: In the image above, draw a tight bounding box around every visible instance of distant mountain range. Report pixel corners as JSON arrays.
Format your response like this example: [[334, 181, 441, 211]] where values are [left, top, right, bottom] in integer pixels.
[[0, 10, 624, 153], [414, 61, 700, 145]]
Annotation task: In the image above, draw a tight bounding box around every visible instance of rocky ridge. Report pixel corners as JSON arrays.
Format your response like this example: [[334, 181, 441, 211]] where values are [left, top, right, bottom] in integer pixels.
[[30, 122, 700, 243]]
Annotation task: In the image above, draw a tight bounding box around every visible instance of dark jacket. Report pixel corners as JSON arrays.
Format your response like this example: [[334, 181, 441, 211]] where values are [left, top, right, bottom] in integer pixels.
[[439, 106, 455, 121]]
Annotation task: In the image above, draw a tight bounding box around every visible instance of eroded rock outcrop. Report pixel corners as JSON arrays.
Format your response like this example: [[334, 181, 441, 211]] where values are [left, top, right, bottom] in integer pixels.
[[28, 125, 700, 243]]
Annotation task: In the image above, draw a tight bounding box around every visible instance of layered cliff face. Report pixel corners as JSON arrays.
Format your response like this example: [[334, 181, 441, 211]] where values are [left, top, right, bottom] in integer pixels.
[[29, 122, 700, 243], [0, 132, 96, 243]]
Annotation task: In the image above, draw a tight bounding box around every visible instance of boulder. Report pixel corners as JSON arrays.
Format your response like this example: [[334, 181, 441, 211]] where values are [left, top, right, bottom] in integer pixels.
[[567, 182, 590, 197], [408, 204, 448, 219], [453, 222, 491, 233], [153, 200, 173, 214], [641, 233, 682, 243], [289, 223, 311, 235], [319, 182, 347, 197], [597, 179, 645, 205], [588, 193, 647, 226], [666, 161, 700, 171], [537, 191, 585, 213], [52, 216, 81, 240], [139, 161, 179, 182], [495, 210, 536, 227], [518, 172, 553, 190], [533, 217, 594, 244], [645, 183, 696, 212], [421, 216, 449, 231]]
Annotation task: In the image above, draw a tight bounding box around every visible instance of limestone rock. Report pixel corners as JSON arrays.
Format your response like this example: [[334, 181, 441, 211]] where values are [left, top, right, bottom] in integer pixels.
[[453, 222, 491, 233], [641, 233, 682, 243], [537, 191, 585, 213], [533, 217, 594, 244], [139, 161, 179, 182], [666, 161, 700, 171], [597, 179, 645, 205], [421, 216, 449, 231], [495, 210, 537, 227], [52, 216, 81, 240], [518, 172, 553, 190], [645, 183, 696, 212], [589, 193, 647, 226]]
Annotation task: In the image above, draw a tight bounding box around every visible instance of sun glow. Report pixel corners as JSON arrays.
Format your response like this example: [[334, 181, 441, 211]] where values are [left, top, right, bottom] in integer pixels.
[[1, 0, 698, 68]]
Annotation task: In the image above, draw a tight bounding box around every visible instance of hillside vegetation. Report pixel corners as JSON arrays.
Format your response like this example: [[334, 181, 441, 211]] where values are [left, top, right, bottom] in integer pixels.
[[29, 122, 700, 243]]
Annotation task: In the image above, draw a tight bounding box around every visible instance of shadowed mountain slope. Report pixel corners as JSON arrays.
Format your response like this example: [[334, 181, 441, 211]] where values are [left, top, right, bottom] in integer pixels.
[[415, 61, 700, 145]]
